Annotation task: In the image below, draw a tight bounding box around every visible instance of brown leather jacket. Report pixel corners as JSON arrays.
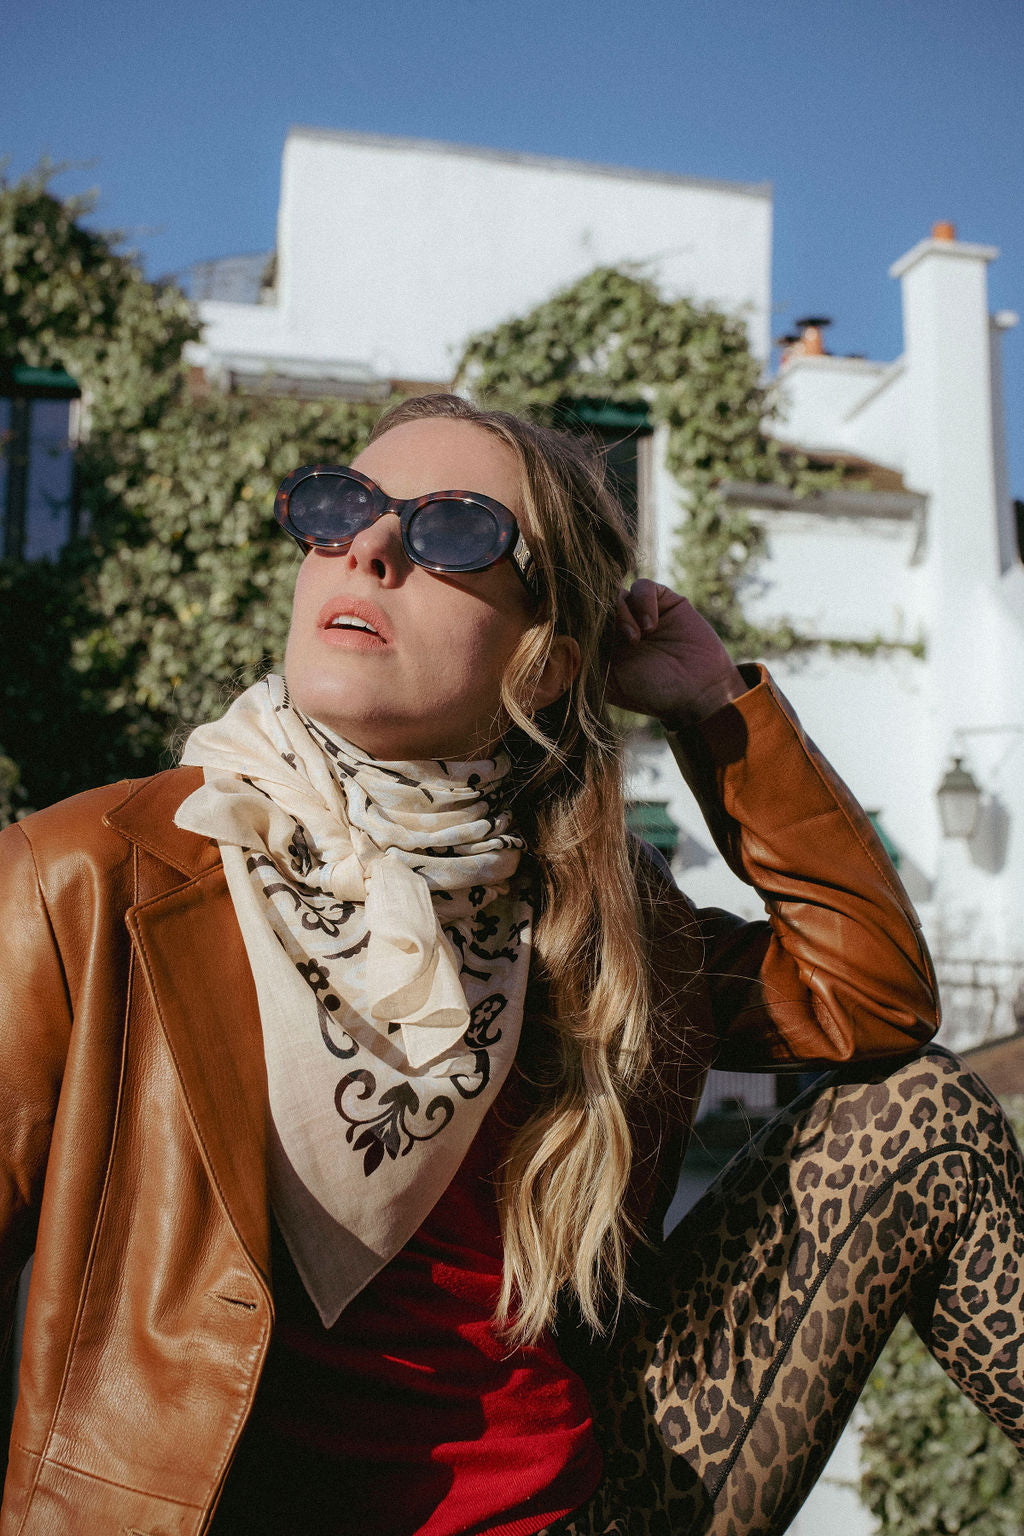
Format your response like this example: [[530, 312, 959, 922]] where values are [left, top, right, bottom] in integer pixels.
[[0, 671, 937, 1533]]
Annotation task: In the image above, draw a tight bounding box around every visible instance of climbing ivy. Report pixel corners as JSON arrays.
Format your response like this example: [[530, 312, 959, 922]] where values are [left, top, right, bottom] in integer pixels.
[[456, 265, 836, 650], [0, 176, 912, 817], [0, 160, 197, 443], [69, 390, 384, 766], [0, 169, 386, 816]]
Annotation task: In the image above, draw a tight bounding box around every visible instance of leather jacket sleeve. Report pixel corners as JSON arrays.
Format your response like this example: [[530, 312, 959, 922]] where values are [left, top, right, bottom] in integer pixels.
[[0, 822, 73, 1362], [667, 666, 939, 1069]]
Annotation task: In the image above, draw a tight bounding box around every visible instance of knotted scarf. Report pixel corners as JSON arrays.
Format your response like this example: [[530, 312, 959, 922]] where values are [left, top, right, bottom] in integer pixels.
[[174, 674, 532, 1325]]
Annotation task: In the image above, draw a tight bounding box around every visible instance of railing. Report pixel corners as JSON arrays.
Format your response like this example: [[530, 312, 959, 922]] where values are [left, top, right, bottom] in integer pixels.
[[933, 956, 1024, 1051]]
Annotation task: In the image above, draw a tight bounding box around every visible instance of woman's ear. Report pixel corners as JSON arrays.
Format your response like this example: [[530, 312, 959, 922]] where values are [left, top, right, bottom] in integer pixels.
[[531, 636, 581, 711]]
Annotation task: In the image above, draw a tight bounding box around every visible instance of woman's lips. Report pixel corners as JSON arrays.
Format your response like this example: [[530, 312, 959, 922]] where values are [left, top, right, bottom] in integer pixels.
[[315, 594, 393, 649], [318, 625, 389, 652]]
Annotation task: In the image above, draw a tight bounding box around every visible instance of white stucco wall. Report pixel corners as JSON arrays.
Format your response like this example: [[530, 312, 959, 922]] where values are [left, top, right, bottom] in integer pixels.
[[191, 132, 1023, 1044], [654, 232, 1024, 1044], [775, 356, 891, 454], [644, 229, 1021, 1536], [184, 137, 1024, 1536], [840, 363, 908, 472], [787, 1415, 874, 1536], [194, 128, 773, 385], [741, 509, 926, 641]]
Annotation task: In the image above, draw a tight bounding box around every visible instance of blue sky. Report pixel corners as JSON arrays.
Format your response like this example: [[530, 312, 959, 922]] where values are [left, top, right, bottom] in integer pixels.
[[5, 0, 1023, 492]]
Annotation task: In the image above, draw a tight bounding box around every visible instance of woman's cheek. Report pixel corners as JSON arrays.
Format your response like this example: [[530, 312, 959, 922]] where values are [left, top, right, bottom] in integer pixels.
[[283, 561, 319, 692], [291, 553, 321, 620]]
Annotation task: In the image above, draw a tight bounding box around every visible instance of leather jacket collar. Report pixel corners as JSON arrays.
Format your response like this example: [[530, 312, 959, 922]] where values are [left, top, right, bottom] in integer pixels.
[[105, 767, 272, 1287]]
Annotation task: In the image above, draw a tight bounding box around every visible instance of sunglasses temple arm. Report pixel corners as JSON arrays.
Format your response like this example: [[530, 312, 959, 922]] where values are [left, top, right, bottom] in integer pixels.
[[510, 537, 540, 600]]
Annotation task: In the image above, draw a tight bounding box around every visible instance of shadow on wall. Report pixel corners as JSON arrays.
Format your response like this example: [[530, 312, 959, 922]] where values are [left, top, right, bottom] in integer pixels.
[[969, 794, 1011, 874], [675, 831, 718, 871], [896, 853, 933, 906]]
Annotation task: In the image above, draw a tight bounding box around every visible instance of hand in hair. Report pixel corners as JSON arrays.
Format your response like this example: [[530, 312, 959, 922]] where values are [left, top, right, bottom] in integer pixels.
[[606, 579, 747, 728]]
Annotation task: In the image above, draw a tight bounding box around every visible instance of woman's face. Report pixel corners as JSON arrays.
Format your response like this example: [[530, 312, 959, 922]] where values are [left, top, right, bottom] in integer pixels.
[[284, 417, 575, 762]]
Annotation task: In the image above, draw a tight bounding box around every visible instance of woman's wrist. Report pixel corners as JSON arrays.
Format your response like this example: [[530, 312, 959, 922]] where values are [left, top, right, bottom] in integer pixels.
[[657, 665, 749, 731]]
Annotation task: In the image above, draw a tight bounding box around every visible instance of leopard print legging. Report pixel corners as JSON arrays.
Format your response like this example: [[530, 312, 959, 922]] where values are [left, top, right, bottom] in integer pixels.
[[542, 1044, 1024, 1536]]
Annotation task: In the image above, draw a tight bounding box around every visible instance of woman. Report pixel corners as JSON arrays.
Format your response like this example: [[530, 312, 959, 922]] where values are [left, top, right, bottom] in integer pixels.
[[0, 393, 1021, 1535]]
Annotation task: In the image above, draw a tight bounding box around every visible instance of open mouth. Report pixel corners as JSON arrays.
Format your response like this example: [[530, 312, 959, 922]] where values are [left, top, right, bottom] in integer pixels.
[[316, 596, 392, 643], [327, 615, 380, 636]]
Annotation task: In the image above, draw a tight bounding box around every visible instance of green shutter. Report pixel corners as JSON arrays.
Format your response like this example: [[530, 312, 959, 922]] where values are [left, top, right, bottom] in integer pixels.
[[866, 810, 901, 869], [626, 799, 679, 852], [7, 365, 79, 393], [554, 396, 651, 432]]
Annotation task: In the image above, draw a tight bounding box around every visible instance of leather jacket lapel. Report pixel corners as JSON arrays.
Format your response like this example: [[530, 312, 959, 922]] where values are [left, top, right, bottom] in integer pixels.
[[107, 771, 271, 1286]]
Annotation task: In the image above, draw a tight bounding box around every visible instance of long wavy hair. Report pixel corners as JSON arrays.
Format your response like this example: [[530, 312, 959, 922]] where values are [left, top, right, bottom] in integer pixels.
[[369, 393, 656, 1345]]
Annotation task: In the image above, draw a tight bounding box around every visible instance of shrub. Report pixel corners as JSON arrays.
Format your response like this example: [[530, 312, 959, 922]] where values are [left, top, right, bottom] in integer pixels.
[[859, 1098, 1024, 1535]]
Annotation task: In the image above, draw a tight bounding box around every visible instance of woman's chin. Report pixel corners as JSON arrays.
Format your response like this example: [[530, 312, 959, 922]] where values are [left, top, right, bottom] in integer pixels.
[[284, 667, 498, 763]]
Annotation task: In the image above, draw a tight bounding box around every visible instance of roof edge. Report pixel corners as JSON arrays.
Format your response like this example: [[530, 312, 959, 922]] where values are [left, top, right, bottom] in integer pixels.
[[285, 125, 773, 200], [720, 480, 926, 520]]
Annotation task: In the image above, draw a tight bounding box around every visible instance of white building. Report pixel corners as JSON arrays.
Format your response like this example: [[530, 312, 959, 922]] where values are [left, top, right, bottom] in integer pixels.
[[641, 223, 1024, 1055], [191, 126, 773, 394], [644, 229, 1024, 1536], [187, 130, 1024, 1536], [193, 127, 1023, 1057]]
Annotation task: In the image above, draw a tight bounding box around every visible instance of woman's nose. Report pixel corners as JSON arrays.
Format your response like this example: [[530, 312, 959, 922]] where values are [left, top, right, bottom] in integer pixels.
[[339, 511, 408, 584]]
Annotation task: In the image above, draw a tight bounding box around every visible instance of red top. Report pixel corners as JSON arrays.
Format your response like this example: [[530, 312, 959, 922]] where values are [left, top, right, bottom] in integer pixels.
[[211, 1107, 603, 1535]]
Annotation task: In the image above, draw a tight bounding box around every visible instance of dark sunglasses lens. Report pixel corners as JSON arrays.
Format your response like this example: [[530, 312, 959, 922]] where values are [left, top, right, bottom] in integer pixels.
[[287, 476, 374, 543], [407, 500, 500, 569]]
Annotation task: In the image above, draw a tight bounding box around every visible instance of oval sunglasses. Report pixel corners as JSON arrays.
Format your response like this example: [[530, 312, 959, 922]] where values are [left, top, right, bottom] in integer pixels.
[[275, 464, 541, 603]]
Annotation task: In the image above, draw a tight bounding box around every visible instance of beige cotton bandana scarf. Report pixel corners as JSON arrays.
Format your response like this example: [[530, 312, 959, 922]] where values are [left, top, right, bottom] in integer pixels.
[[174, 674, 532, 1326]]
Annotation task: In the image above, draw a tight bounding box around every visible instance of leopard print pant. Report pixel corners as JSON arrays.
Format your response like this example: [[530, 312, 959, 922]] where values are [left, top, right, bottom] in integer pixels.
[[542, 1044, 1024, 1536]]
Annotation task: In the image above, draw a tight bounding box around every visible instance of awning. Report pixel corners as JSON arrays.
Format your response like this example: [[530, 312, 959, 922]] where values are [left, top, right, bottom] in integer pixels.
[[627, 799, 679, 852], [555, 396, 651, 432], [2, 364, 80, 395]]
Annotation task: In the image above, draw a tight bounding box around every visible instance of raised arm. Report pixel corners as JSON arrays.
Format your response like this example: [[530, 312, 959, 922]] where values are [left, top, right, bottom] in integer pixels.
[[609, 582, 938, 1070], [669, 667, 937, 1065]]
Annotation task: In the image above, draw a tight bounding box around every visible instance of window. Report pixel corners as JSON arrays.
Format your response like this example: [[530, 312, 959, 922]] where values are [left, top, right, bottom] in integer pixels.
[[553, 397, 653, 558], [0, 366, 80, 561]]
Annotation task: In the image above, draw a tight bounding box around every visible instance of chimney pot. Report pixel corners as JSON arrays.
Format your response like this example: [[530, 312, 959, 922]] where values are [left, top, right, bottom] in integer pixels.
[[791, 315, 832, 358], [932, 221, 957, 241]]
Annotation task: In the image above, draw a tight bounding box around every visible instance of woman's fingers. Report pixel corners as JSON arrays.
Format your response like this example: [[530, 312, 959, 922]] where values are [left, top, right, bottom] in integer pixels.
[[617, 579, 669, 640], [615, 587, 643, 642]]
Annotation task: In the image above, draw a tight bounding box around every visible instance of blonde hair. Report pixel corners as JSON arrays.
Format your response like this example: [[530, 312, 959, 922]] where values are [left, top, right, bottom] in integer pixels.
[[370, 394, 656, 1345]]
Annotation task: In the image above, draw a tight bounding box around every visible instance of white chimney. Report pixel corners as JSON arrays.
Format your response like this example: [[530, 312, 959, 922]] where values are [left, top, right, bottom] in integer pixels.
[[890, 223, 1015, 586], [892, 227, 1024, 978]]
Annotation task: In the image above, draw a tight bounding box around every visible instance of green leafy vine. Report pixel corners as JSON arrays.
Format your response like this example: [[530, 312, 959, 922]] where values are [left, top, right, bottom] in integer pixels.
[[0, 168, 387, 814], [455, 264, 837, 652], [0, 176, 916, 818]]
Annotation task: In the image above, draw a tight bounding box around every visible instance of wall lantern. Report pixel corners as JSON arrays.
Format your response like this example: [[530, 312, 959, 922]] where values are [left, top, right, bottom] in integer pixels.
[[936, 755, 982, 839]]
